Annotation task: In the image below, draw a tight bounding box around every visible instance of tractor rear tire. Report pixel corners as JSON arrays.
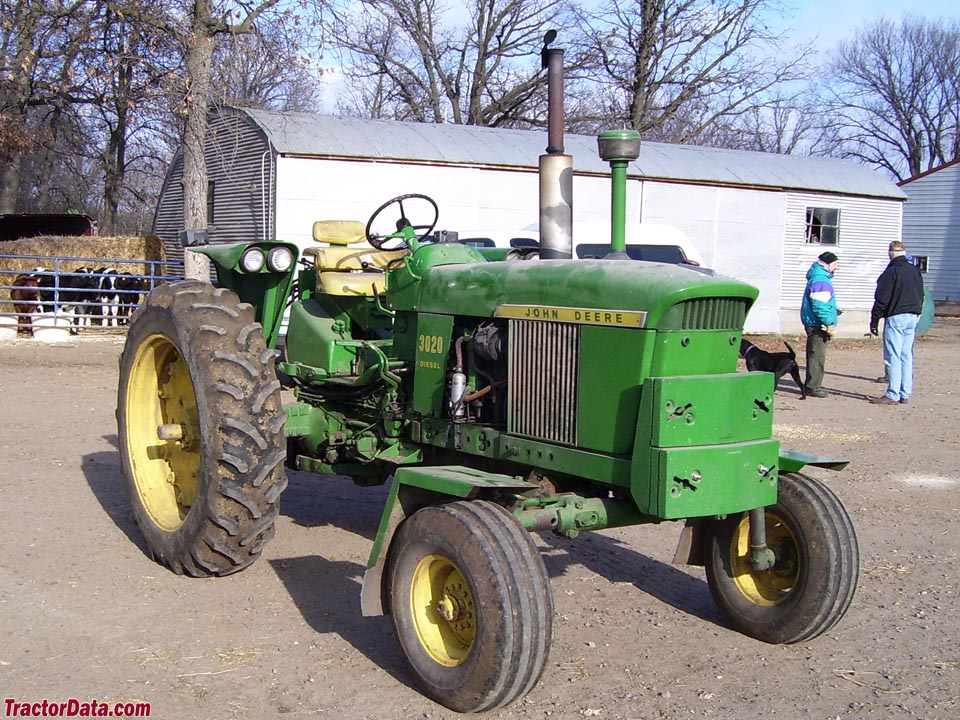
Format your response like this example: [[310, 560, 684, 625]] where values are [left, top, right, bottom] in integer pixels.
[[117, 280, 287, 576], [704, 471, 859, 643], [386, 500, 553, 712]]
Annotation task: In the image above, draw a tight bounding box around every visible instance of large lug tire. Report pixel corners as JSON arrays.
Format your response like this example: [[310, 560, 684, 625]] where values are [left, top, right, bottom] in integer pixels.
[[117, 280, 288, 576], [386, 500, 553, 713], [704, 471, 859, 643]]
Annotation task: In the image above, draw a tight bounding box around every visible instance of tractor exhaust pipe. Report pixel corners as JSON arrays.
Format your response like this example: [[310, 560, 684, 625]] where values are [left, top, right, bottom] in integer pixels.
[[538, 31, 572, 260]]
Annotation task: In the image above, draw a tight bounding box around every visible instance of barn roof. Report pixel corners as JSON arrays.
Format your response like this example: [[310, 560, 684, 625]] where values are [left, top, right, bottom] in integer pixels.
[[236, 107, 906, 201]]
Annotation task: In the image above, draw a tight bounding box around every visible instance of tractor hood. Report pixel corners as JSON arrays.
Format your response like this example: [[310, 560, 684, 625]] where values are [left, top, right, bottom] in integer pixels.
[[394, 257, 758, 331]]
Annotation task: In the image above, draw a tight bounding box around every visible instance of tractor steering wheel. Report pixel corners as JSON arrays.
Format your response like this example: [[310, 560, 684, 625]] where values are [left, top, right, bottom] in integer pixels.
[[365, 193, 439, 250]]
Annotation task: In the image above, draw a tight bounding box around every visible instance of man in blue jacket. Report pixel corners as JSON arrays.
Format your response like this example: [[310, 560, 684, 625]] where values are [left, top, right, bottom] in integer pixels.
[[869, 241, 924, 405], [800, 251, 839, 398]]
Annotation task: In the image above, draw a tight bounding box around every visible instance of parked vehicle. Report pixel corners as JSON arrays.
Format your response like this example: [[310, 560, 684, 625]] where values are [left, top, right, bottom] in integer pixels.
[[435, 222, 707, 270]]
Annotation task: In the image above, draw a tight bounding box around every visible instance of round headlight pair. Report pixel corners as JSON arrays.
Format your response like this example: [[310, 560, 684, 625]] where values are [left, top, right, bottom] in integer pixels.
[[240, 246, 295, 273]]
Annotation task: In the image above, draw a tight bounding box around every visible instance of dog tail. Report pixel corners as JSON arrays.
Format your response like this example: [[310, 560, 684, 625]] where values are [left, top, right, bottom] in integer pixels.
[[783, 341, 796, 358]]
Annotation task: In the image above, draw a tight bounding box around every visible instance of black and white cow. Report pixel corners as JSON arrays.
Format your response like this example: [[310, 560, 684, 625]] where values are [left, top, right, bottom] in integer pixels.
[[61, 267, 100, 328], [32, 266, 56, 313], [115, 273, 148, 324], [96, 267, 121, 327]]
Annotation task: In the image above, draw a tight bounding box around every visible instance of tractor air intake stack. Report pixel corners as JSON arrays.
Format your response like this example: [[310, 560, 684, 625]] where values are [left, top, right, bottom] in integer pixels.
[[538, 31, 572, 259], [598, 129, 641, 260]]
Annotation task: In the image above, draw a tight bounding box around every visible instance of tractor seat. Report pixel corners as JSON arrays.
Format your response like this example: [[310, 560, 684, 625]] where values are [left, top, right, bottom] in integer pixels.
[[303, 220, 409, 296]]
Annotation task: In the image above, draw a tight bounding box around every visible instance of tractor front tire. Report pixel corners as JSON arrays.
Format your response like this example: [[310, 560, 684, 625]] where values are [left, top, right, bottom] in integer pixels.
[[387, 500, 553, 712], [704, 471, 859, 643], [117, 280, 287, 576]]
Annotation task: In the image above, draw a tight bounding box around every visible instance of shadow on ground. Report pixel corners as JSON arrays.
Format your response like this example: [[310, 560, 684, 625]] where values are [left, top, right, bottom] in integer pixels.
[[538, 530, 725, 629], [269, 555, 409, 689], [82, 434, 149, 555]]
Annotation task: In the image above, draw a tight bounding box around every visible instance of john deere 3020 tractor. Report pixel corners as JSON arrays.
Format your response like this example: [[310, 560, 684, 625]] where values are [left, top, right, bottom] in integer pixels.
[[117, 145, 859, 713]]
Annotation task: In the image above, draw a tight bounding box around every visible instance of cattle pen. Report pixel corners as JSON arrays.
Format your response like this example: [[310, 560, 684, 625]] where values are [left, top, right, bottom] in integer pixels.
[[0, 255, 180, 337]]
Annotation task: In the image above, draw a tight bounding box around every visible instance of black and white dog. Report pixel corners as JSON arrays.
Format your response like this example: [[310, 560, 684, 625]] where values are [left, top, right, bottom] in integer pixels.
[[740, 339, 806, 399]]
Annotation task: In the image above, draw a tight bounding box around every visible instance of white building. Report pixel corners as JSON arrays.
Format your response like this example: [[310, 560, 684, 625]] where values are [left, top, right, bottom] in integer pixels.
[[153, 107, 906, 335], [899, 160, 960, 303]]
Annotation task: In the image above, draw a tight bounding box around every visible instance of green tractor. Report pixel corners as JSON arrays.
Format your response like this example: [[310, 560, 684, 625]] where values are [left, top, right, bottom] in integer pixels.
[[117, 157, 859, 714]]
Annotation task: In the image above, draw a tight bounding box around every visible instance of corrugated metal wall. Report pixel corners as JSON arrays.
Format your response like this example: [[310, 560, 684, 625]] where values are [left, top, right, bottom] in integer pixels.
[[152, 111, 273, 266], [781, 192, 902, 314], [152, 153, 185, 266], [901, 163, 960, 302]]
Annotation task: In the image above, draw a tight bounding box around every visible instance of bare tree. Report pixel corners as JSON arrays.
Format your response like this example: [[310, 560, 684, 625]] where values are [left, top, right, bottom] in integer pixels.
[[720, 95, 845, 156], [78, 1, 181, 233], [827, 15, 960, 180], [329, 0, 571, 127], [114, 1, 324, 278], [212, 21, 324, 112], [0, 0, 93, 212], [571, 0, 813, 145]]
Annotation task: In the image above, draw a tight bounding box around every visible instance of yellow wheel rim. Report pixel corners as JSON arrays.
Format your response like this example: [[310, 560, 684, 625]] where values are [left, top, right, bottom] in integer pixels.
[[409, 554, 476, 667], [124, 334, 201, 532], [729, 511, 799, 606]]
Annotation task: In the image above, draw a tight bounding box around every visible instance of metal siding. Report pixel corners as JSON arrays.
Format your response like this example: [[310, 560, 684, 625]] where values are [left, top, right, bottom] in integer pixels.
[[206, 114, 272, 244], [151, 111, 272, 265], [643, 183, 786, 332], [781, 192, 903, 313], [272, 156, 619, 249], [242, 108, 905, 200], [901, 164, 960, 301], [152, 153, 185, 267], [714, 188, 786, 333]]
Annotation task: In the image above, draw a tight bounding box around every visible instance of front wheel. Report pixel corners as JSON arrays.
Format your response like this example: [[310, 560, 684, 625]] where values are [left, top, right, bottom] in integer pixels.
[[387, 500, 553, 712], [117, 280, 288, 576], [704, 471, 859, 643]]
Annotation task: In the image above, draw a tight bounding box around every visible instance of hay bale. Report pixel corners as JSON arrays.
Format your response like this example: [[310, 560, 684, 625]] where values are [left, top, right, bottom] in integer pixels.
[[0, 235, 166, 275], [0, 235, 169, 305]]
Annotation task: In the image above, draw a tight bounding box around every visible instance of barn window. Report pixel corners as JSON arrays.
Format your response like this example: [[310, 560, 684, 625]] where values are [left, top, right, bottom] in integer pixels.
[[805, 207, 840, 245], [207, 181, 216, 224], [912, 255, 929, 273]]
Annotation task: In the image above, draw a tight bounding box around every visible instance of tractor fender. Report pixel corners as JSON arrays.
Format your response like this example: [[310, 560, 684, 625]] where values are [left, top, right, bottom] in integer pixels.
[[360, 466, 538, 616], [777, 449, 849, 473]]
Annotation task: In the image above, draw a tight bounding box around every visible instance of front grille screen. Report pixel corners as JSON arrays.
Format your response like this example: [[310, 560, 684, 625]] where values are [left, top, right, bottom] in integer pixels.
[[507, 320, 579, 446]]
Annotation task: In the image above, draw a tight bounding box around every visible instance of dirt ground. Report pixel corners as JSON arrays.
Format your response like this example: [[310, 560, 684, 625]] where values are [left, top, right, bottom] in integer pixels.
[[1, 320, 958, 720]]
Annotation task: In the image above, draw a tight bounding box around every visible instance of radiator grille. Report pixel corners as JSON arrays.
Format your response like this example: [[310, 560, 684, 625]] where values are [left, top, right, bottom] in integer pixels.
[[674, 297, 748, 330], [507, 320, 579, 445]]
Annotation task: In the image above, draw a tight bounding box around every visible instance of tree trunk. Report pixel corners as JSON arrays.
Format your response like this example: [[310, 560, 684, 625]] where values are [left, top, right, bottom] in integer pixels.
[[102, 129, 122, 234], [181, 19, 216, 281], [0, 156, 23, 214]]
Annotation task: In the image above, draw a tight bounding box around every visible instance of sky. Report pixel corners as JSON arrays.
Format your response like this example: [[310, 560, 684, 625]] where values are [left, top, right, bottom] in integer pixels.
[[774, 0, 960, 51]]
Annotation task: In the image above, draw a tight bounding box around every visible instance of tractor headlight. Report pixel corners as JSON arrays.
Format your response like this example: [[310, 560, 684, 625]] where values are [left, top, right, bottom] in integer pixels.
[[267, 246, 294, 273], [241, 247, 266, 273]]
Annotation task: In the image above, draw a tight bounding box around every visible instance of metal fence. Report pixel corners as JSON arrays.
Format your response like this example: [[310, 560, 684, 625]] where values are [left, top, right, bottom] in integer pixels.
[[0, 254, 183, 333]]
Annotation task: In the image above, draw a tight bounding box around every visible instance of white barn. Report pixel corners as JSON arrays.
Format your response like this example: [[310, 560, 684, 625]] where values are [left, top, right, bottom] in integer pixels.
[[153, 107, 906, 335], [899, 160, 960, 303]]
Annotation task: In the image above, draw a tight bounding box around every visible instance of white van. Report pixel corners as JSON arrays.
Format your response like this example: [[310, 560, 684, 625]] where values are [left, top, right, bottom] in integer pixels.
[[438, 222, 706, 269]]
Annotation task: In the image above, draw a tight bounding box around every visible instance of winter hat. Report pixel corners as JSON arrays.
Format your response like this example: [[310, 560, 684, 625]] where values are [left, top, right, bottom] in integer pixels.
[[818, 251, 838, 264]]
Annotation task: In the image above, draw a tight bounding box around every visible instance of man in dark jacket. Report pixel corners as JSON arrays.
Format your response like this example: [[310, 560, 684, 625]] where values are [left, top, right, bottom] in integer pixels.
[[870, 241, 924, 405]]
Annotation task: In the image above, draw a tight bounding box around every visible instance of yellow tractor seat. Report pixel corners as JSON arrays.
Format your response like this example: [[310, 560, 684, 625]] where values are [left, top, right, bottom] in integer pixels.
[[312, 220, 367, 245], [304, 220, 409, 296]]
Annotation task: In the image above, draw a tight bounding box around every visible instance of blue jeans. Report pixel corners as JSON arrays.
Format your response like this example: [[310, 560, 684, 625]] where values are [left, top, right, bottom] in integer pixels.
[[882, 313, 919, 401]]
